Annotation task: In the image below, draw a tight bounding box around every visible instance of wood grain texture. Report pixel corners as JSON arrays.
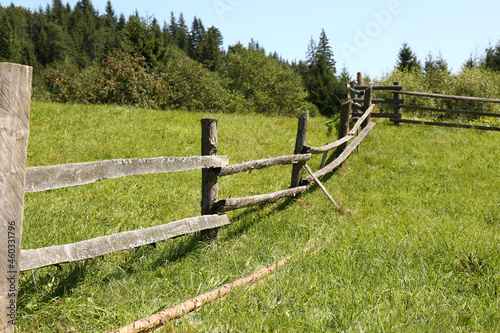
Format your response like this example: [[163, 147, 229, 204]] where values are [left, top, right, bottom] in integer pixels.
[[25, 155, 229, 193], [214, 186, 308, 213], [0, 63, 32, 332], [19, 214, 230, 271], [219, 154, 312, 177], [303, 122, 376, 183]]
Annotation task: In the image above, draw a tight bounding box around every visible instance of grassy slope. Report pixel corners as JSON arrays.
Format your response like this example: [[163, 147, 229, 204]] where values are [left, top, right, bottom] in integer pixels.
[[18, 102, 500, 332]]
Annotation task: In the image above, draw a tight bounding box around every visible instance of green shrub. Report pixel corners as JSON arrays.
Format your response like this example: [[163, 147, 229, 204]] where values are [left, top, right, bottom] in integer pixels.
[[46, 49, 172, 109], [377, 67, 500, 120], [163, 54, 233, 113], [220, 44, 308, 116]]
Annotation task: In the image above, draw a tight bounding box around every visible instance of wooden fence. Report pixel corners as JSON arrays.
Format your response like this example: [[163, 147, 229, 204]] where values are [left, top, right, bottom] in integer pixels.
[[0, 63, 376, 331], [349, 72, 500, 131]]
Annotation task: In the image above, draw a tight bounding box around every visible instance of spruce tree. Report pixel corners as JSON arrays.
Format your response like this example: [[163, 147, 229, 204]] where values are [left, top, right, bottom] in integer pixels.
[[397, 42, 421, 72], [305, 29, 344, 116]]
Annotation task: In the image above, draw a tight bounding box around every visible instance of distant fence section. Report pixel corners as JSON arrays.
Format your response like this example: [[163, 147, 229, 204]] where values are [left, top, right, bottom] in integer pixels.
[[349, 72, 500, 131], [0, 63, 376, 331]]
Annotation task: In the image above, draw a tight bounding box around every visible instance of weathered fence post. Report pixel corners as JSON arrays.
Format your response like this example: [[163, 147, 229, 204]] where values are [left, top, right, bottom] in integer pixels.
[[362, 86, 373, 129], [290, 111, 308, 188], [393, 81, 402, 125], [336, 101, 352, 165], [201, 118, 219, 238], [0, 63, 32, 332], [357, 72, 364, 88]]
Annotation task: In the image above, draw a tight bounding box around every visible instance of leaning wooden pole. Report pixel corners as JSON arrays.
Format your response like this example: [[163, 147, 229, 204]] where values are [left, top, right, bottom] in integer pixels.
[[0, 63, 32, 332], [201, 119, 220, 238], [290, 111, 309, 188], [110, 255, 292, 333]]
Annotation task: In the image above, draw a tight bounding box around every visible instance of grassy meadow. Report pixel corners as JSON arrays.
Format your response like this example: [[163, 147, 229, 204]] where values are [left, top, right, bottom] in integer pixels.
[[18, 101, 500, 332]]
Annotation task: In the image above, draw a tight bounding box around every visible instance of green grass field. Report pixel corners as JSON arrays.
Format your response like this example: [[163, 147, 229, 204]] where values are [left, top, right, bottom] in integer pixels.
[[18, 102, 500, 332]]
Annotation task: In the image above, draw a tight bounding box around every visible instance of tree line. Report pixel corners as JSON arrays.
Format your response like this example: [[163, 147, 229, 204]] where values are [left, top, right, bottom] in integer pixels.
[[1, 0, 499, 116], [0, 0, 346, 116]]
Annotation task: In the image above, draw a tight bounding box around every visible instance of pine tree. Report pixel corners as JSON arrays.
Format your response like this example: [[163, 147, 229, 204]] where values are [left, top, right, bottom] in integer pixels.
[[189, 17, 205, 61], [305, 29, 344, 116], [175, 13, 189, 53], [397, 42, 421, 72], [484, 42, 500, 71], [104, 0, 116, 28], [0, 12, 14, 61], [201, 26, 223, 71]]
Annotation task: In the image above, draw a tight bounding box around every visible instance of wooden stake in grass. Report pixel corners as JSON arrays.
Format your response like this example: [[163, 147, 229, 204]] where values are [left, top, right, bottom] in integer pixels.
[[110, 256, 292, 333], [0, 63, 32, 332], [303, 164, 340, 210]]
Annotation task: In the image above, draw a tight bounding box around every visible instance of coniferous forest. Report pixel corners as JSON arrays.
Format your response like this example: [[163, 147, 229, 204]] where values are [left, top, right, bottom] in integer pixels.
[[1, 0, 500, 116]]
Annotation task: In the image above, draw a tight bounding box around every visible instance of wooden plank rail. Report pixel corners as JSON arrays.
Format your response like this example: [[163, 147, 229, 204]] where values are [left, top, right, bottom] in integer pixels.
[[399, 104, 500, 118], [355, 85, 402, 91], [303, 121, 376, 183], [25, 155, 229, 193], [392, 119, 500, 131], [219, 154, 312, 177], [19, 214, 230, 271], [353, 98, 403, 105], [393, 90, 500, 103], [214, 186, 308, 213]]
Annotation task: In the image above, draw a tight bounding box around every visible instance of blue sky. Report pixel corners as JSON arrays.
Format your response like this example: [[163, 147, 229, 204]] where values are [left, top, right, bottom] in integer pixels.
[[6, 0, 500, 79]]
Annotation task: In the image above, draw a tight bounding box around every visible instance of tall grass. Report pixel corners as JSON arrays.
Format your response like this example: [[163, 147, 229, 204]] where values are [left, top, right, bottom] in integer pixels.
[[18, 102, 500, 332]]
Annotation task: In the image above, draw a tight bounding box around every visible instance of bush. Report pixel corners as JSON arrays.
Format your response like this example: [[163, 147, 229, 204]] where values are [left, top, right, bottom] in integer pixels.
[[220, 44, 308, 116], [46, 49, 172, 109], [163, 54, 233, 113]]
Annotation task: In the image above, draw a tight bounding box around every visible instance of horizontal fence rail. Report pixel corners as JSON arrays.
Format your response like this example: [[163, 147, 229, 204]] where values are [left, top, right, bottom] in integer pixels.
[[219, 154, 311, 177], [26, 155, 229, 193], [20, 214, 230, 271], [399, 104, 500, 118], [395, 119, 500, 132], [393, 90, 500, 103], [351, 72, 500, 130], [214, 186, 308, 213]]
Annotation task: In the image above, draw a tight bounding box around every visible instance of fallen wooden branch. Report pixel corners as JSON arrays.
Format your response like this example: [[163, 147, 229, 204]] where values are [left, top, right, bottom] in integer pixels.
[[219, 154, 311, 177], [214, 186, 308, 213], [303, 122, 376, 183], [303, 164, 340, 210], [26, 155, 229, 193], [19, 215, 230, 271], [109, 255, 292, 333]]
